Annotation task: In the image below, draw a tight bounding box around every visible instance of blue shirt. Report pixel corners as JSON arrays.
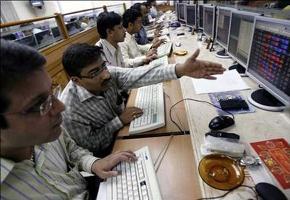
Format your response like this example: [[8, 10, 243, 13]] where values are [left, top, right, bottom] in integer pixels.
[[135, 26, 149, 45]]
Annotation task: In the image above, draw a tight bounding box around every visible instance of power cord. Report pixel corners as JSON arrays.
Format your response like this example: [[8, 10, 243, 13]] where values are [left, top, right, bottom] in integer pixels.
[[196, 185, 258, 200]]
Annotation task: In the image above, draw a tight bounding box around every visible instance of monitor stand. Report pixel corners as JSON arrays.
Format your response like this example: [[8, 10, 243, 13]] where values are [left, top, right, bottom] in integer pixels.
[[229, 63, 246, 75], [215, 49, 230, 58], [206, 38, 215, 52], [248, 89, 285, 112]]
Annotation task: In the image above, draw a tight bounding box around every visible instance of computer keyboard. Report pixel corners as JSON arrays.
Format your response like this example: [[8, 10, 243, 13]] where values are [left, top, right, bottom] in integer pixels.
[[99, 146, 162, 200], [157, 42, 173, 58], [149, 56, 168, 68], [129, 83, 165, 135]]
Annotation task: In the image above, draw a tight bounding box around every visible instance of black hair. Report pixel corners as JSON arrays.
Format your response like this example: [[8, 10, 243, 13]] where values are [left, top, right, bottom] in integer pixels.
[[131, 3, 143, 12], [0, 39, 46, 129], [62, 43, 102, 77], [122, 8, 142, 28], [97, 11, 122, 39]]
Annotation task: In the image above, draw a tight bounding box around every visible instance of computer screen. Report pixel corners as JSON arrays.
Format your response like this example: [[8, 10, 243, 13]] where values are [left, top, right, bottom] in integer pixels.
[[14, 35, 38, 48], [198, 5, 204, 29], [203, 5, 215, 39], [66, 21, 83, 36], [247, 17, 290, 107], [34, 29, 54, 49], [51, 27, 63, 42], [1, 33, 17, 41], [216, 7, 234, 49], [185, 4, 196, 28], [179, 3, 185, 21], [228, 11, 260, 68]]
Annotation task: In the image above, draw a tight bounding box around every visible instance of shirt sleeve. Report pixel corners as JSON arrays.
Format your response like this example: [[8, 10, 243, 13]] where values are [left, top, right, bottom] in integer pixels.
[[119, 42, 146, 68], [109, 64, 178, 90], [62, 113, 123, 155], [62, 129, 99, 173], [138, 43, 152, 54]]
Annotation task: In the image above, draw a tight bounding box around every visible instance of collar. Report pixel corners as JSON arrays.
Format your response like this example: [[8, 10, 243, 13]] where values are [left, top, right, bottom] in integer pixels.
[[70, 80, 96, 103], [1, 157, 15, 183], [100, 39, 119, 57]]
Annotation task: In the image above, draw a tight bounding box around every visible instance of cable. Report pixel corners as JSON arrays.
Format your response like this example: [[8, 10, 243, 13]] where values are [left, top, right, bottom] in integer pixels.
[[169, 98, 235, 130], [196, 185, 258, 200]]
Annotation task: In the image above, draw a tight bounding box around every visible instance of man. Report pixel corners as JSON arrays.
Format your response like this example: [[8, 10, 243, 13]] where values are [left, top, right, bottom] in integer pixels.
[[60, 42, 224, 158], [0, 40, 137, 199], [132, 3, 162, 45], [95, 11, 126, 67], [119, 8, 158, 68], [147, 0, 159, 18]]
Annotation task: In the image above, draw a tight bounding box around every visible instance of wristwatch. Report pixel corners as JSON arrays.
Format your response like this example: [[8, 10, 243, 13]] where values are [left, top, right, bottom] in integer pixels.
[[239, 155, 261, 166]]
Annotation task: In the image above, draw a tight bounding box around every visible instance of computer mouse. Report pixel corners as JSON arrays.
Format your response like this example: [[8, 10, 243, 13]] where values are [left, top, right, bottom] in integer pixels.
[[175, 42, 181, 47], [255, 182, 287, 200], [208, 116, 234, 130]]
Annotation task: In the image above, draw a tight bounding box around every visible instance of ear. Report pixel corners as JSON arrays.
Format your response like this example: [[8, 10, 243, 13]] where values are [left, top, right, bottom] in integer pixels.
[[106, 28, 113, 37], [71, 76, 82, 86]]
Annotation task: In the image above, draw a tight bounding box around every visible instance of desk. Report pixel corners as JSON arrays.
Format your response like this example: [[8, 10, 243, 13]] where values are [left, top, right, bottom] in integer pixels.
[[172, 27, 290, 198], [117, 63, 189, 139], [113, 135, 202, 200]]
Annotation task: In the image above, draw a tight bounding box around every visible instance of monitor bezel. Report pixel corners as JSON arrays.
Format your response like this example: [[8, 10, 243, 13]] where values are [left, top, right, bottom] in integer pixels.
[[198, 4, 204, 29], [227, 10, 260, 69], [215, 6, 236, 50], [175, 3, 179, 19], [203, 5, 215, 39], [185, 4, 197, 28], [179, 3, 186, 22], [246, 16, 290, 106]]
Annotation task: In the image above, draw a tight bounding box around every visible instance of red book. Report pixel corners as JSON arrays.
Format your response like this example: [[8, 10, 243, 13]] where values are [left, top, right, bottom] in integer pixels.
[[251, 138, 290, 189]]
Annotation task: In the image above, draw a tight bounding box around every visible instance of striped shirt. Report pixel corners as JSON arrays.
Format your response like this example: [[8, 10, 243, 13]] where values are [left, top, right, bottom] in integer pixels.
[[1, 130, 98, 200], [60, 64, 177, 156]]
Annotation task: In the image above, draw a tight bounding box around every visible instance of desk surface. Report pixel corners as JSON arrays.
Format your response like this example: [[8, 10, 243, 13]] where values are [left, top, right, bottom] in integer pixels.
[[171, 27, 290, 198], [113, 135, 202, 200], [117, 75, 189, 139]]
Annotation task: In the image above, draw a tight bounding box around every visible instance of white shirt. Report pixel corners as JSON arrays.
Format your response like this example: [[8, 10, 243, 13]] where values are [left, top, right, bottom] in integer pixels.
[[119, 32, 152, 68], [95, 39, 124, 67]]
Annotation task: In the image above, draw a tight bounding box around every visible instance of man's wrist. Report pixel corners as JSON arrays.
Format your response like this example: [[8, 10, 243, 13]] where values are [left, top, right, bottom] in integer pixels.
[[175, 64, 183, 78]]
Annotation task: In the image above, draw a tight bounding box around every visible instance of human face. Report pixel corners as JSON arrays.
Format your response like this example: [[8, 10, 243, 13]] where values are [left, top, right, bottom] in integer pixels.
[[110, 23, 126, 43], [76, 57, 111, 93], [132, 17, 143, 33], [1, 69, 65, 149]]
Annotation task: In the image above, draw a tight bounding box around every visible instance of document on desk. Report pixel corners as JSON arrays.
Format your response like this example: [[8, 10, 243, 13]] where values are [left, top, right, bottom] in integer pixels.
[[192, 70, 250, 94]]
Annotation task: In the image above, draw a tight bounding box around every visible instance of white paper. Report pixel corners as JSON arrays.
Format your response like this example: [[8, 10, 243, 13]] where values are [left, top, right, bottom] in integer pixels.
[[192, 70, 250, 94]]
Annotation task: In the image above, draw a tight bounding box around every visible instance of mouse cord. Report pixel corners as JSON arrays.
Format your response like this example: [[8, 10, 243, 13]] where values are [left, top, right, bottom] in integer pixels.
[[164, 91, 186, 134], [196, 185, 258, 200], [169, 98, 235, 124]]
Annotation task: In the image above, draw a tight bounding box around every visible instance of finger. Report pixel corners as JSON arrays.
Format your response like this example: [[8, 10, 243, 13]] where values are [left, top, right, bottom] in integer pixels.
[[115, 151, 138, 161], [189, 48, 200, 62], [100, 170, 119, 179]]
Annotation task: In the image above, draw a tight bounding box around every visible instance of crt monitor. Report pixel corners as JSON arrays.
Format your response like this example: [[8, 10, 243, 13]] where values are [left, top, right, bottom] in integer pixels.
[[247, 16, 290, 111], [198, 4, 204, 29], [215, 7, 235, 49], [203, 5, 215, 39], [179, 3, 186, 22], [34, 29, 54, 49], [227, 10, 260, 73], [14, 35, 37, 48], [185, 4, 196, 28]]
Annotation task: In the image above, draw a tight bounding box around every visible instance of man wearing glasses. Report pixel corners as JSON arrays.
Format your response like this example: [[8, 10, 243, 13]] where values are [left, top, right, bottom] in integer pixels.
[[60, 43, 225, 158], [0, 40, 137, 199]]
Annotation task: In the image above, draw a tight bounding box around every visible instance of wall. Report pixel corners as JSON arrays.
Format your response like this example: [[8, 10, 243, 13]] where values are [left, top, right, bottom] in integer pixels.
[[6, 1, 133, 22]]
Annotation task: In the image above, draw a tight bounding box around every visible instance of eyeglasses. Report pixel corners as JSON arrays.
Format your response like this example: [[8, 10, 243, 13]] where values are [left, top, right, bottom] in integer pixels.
[[79, 61, 108, 79], [1, 85, 62, 117]]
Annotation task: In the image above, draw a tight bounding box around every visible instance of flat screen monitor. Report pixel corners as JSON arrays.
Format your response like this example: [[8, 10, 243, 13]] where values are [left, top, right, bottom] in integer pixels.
[[14, 35, 37, 48], [215, 7, 235, 49], [247, 16, 290, 111], [179, 3, 186, 22], [203, 5, 215, 39], [51, 27, 63, 42], [198, 5, 204, 29], [185, 4, 196, 28], [66, 21, 83, 36], [1, 33, 17, 41], [228, 10, 260, 69], [34, 29, 54, 49]]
